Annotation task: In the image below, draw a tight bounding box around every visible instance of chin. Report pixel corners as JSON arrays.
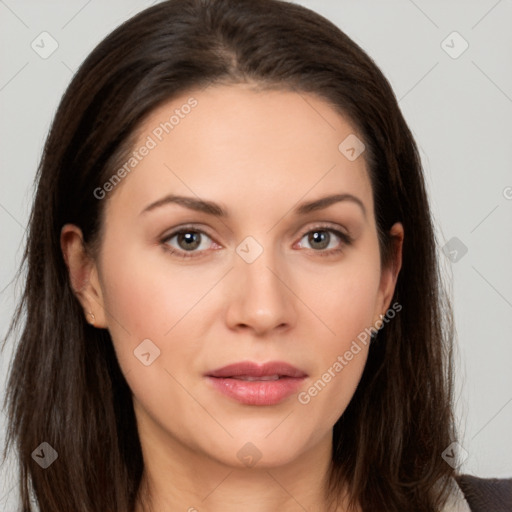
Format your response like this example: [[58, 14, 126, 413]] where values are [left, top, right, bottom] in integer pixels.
[[208, 430, 315, 470]]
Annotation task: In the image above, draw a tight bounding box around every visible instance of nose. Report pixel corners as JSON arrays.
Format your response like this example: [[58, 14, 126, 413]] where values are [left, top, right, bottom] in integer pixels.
[[224, 242, 297, 336]]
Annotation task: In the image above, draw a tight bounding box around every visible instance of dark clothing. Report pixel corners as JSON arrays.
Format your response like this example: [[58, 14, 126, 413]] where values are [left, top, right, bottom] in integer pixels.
[[457, 474, 512, 512]]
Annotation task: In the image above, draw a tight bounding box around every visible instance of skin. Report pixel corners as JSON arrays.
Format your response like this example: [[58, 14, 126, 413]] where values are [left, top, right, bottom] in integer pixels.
[[61, 84, 403, 512]]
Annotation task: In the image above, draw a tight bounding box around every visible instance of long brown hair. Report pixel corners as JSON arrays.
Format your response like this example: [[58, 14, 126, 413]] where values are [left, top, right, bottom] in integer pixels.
[[2, 0, 457, 510]]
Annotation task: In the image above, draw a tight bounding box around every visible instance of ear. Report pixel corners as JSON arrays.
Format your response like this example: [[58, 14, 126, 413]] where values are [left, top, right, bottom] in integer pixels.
[[372, 222, 404, 324], [60, 224, 107, 328]]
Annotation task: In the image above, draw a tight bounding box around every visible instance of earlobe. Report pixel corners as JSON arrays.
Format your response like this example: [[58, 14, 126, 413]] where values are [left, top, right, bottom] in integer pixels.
[[60, 224, 108, 328]]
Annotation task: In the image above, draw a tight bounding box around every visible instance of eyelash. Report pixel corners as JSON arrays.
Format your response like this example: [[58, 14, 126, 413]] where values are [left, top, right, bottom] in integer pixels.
[[160, 224, 353, 259]]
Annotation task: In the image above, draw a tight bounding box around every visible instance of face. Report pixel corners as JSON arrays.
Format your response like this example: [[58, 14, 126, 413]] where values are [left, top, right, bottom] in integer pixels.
[[68, 84, 402, 470]]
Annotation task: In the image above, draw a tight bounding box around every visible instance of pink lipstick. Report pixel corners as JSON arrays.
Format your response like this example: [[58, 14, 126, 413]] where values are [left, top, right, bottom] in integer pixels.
[[206, 361, 307, 406]]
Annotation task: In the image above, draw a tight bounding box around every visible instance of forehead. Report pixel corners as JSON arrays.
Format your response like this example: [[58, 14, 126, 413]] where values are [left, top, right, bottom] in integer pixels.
[[105, 84, 373, 219]]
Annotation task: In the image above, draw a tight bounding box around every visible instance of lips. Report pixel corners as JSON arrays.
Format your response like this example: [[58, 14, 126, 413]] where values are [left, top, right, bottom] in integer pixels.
[[206, 361, 307, 406], [207, 361, 307, 379]]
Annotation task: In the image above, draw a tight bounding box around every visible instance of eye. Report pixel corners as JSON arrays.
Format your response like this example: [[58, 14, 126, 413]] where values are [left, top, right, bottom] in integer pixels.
[[160, 224, 352, 259], [296, 225, 352, 256], [161, 227, 217, 258]]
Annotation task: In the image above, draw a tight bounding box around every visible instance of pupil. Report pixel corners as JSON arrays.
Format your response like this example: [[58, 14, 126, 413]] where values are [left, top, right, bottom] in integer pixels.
[[179, 232, 200, 250], [309, 231, 329, 249]]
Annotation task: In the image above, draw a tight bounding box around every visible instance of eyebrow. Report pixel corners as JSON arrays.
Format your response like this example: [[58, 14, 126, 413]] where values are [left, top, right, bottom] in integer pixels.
[[140, 193, 366, 218]]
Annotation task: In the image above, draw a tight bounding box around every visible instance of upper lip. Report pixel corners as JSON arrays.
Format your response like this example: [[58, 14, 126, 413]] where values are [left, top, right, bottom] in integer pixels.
[[206, 361, 308, 378]]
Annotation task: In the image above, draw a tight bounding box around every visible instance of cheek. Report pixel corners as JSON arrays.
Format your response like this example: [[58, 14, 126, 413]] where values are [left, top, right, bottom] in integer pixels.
[[296, 287, 372, 435], [293, 253, 380, 425], [299, 249, 382, 342], [99, 240, 224, 339], [97, 245, 215, 437]]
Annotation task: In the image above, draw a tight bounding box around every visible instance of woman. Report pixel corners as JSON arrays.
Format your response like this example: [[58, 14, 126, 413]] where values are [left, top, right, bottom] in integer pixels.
[[3, 0, 508, 510]]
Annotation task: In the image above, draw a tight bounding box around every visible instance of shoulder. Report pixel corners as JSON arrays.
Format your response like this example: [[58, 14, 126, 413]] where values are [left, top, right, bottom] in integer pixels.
[[454, 473, 512, 512]]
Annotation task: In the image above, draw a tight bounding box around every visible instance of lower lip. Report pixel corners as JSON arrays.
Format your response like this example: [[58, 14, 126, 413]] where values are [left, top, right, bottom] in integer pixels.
[[206, 376, 305, 405]]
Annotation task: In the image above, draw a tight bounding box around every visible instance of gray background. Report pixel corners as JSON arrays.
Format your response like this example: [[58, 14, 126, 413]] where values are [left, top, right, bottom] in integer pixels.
[[1, 0, 511, 509]]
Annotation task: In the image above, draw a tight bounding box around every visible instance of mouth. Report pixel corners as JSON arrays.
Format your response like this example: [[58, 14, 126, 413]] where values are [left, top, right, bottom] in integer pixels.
[[205, 361, 307, 406]]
